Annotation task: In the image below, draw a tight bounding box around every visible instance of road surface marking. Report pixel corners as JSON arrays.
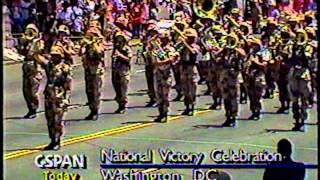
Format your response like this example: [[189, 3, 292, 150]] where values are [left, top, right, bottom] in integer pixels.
[[4, 108, 211, 160]]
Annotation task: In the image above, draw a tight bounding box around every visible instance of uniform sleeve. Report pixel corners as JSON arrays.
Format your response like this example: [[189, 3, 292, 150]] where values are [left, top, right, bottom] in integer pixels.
[[304, 45, 314, 59], [63, 65, 73, 91], [126, 46, 133, 59]]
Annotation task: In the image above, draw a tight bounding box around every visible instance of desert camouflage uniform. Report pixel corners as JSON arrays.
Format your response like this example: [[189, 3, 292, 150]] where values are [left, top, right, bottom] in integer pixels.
[[44, 60, 72, 145], [307, 40, 317, 106], [289, 43, 312, 131], [83, 43, 105, 117], [276, 40, 294, 113], [208, 46, 223, 110], [198, 27, 211, 91], [179, 43, 201, 115], [112, 45, 133, 112], [247, 50, 267, 120], [144, 37, 158, 106], [264, 34, 281, 99], [171, 29, 184, 101], [220, 48, 243, 126], [153, 45, 176, 120], [19, 38, 45, 118]]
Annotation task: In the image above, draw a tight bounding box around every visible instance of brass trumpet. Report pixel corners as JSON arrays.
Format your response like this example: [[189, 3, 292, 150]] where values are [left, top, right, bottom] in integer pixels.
[[193, 0, 218, 19], [222, 34, 239, 49], [296, 30, 308, 46]]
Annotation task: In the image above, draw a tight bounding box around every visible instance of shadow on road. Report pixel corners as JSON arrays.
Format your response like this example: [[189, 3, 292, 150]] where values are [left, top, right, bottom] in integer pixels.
[[305, 122, 318, 126], [128, 92, 146, 96], [265, 129, 293, 133], [127, 105, 150, 109], [122, 121, 154, 124], [261, 111, 279, 115], [101, 98, 115, 102], [62, 118, 95, 122], [4, 116, 26, 120], [193, 124, 223, 129]]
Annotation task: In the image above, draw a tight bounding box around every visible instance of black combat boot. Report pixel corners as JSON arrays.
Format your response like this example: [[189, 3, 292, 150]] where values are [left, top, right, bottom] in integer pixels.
[[145, 99, 157, 107], [222, 116, 231, 127], [222, 116, 237, 127], [204, 83, 211, 95], [44, 138, 61, 151], [229, 116, 237, 127], [85, 110, 98, 120], [292, 122, 304, 132], [182, 106, 190, 115], [114, 103, 126, 114], [263, 89, 271, 99], [24, 109, 37, 119], [308, 94, 314, 108], [188, 105, 195, 116], [239, 84, 247, 104], [248, 111, 256, 120], [255, 110, 261, 120], [276, 102, 287, 114], [210, 98, 222, 110], [173, 93, 183, 101], [155, 112, 168, 123]]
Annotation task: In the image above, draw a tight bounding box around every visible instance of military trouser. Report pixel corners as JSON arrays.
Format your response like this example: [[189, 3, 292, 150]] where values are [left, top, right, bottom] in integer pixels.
[[145, 65, 156, 102], [45, 97, 65, 139], [248, 75, 265, 113], [309, 71, 317, 105], [289, 69, 311, 124], [208, 62, 222, 102], [84, 67, 104, 112], [154, 70, 172, 115], [198, 60, 209, 82], [240, 72, 249, 103], [277, 64, 291, 109], [180, 64, 198, 106], [220, 69, 239, 117], [112, 65, 130, 105], [265, 61, 280, 97], [172, 63, 183, 95], [22, 63, 42, 112]]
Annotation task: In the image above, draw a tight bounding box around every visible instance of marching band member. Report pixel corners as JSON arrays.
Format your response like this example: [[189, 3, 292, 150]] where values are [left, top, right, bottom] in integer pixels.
[[81, 27, 106, 120], [112, 32, 133, 114], [18, 24, 45, 119], [43, 45, 72, 150], [178, 28, 201, 116], [144, 24, 161, 107], [289, 29, 312, 131], [152, 29, 178, 122], [219, 33, 246, 127]]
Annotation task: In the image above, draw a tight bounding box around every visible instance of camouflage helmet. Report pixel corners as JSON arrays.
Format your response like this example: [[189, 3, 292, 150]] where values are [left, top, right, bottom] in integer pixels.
[[26, 24, 39, 34], [58, 25, 70, 35], [115, 32, 129, 42], [231, 8, 240, 15], [89, 20, 102, 30]]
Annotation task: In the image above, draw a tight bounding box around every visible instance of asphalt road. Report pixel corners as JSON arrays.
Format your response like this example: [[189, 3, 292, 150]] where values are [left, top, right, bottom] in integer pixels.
[[3, 51, 318, 180]]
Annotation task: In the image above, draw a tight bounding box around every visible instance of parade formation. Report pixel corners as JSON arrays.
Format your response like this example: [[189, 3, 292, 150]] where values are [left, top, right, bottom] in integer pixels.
[[4, 0, 317, 150]]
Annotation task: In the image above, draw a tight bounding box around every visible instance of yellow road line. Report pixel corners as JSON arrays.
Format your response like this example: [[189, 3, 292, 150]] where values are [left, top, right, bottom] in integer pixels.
[[4, 108, 212, 160], [4, 92, 282, 160]]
